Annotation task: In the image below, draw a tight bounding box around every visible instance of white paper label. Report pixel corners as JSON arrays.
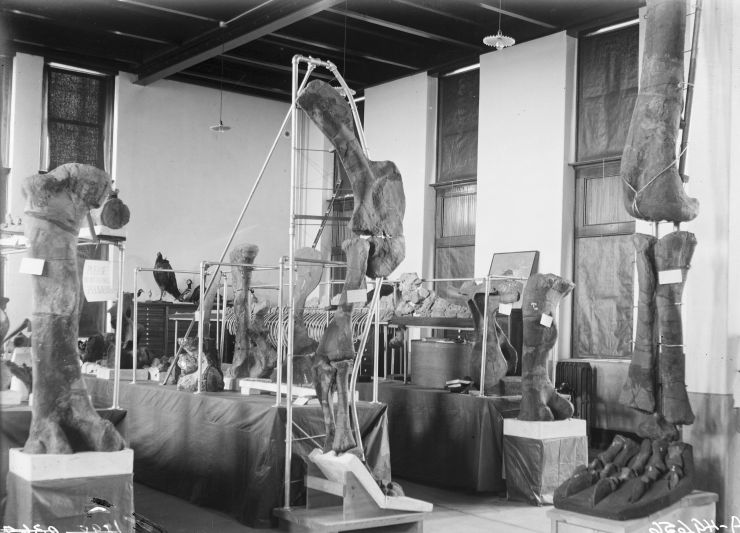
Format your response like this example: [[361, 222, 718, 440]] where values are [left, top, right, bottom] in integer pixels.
[[499, 303, 513, 316], [540, 313, 553, 328], [346, 289, 367, 303], [82, 260, 117, 302], [658, 269, 683, 285], [19, 258, 45, 275]]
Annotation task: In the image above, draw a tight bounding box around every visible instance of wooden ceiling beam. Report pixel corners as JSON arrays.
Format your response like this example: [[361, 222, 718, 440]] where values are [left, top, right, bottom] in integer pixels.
[[221, 53, 366, 85], [266, 33, 419, 71], [325, 7, 482, 50], [136, 0, 346, 86], [477, 2, 559, 29]]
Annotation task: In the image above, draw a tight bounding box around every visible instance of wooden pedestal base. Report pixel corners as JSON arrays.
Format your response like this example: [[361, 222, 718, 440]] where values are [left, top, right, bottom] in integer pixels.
[[275, 449, 431, 532], [548, 491, 717, 533]]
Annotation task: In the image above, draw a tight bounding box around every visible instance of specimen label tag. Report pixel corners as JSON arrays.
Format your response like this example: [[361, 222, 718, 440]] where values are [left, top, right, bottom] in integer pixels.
[[540, 313, 553, 328], [82, 260, 116, 302], [346, 289, 367, 303], [658, 269, 683, 285], [19, 258, 45, 275], [499, 303, 513, 316]]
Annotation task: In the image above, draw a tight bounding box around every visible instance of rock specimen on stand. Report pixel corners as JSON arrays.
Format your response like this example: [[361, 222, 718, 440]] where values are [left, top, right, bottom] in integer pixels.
[[392, 273, 470, 319], [175, 337, 223, 392], [22, 163, 125, 453], [297, 80, 405, 278], [228, 243, 259, 378], [468, 280, 521, 394], [518, 273, 575, 421], [620, 0, 699, 222]]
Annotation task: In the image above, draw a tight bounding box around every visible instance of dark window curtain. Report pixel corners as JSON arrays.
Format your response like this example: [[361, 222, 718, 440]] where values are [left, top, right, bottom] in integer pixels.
[[437, 69, 479, 183], [43, 65, 112, 335], [577, 25, 639, 161], [434, 69, 479, 303], [573, 25, 639, 358], [45, 67, 108, 170]]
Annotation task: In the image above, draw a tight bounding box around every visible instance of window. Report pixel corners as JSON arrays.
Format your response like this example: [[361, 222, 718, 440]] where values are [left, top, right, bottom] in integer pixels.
[[42, 64, 113, 171], [572, 25, 639, 358], [42, 63, 114, 336], [433, 68, 478, 299]]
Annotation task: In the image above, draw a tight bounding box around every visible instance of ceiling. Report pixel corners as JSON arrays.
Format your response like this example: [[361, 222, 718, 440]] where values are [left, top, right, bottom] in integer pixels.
[[0, 0, 644, 102]]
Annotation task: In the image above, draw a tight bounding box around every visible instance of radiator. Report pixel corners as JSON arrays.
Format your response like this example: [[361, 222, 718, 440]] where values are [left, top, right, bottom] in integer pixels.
[[555, 360, 595, 434]]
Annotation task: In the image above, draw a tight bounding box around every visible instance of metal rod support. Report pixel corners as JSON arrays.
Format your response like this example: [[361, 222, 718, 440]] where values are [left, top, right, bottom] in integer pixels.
[[112, 243, 126, 409]]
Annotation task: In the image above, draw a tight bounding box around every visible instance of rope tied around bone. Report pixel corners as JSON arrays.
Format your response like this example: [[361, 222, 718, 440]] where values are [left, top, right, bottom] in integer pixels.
[[622, 144, 689, 219]]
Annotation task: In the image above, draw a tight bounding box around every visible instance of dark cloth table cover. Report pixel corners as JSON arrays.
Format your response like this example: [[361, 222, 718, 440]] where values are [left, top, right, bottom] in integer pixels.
[[83, 377, 389, 529], [358, 381, 519, 492]]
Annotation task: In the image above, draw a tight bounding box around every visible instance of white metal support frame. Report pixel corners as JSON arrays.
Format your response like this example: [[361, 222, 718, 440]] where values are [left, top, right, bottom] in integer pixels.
[[282, 54, 372, 510]]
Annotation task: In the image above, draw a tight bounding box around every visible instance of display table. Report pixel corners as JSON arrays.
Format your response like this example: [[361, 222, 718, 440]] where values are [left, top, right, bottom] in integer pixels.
[[83, 377, 390, 529], [548, 491, 718, 533], [357, 381, 519, 492]]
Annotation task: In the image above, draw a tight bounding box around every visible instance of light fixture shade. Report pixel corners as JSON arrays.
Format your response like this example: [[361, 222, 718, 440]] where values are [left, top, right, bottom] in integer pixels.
[[210, 120, 231, 132], [483, 30, 516, 50]]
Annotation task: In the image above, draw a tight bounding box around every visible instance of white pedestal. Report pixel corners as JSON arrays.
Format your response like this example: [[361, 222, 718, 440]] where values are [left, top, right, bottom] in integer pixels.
[[503, 418, 588, 505], [0, 389, 22, 406], [548, 491, 718, 533], [95, 367, 150, 381], [6, 448, 135, 531], [9, 447, 133, 481]]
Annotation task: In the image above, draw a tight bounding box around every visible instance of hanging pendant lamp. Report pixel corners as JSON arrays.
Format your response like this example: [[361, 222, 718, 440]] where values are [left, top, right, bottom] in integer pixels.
[[210, 45, 231, 132], [483, 0, 516, 50]]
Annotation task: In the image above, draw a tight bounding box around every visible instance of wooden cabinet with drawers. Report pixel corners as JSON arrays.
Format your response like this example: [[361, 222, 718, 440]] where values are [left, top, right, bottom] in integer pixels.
[[136, 301, 197, 358]]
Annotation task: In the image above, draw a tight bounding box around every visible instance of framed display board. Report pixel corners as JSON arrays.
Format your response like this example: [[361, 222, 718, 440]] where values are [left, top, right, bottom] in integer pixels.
[[488, 250, 539, 308]]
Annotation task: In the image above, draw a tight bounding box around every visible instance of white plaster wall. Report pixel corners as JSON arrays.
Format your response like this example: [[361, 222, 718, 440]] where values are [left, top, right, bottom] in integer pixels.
[[476, 32, 577, 357], [113, 73, 293, 301], [363, 72, 437, 278], [5, 53, 44, 324], [681, 0, 736, 397]]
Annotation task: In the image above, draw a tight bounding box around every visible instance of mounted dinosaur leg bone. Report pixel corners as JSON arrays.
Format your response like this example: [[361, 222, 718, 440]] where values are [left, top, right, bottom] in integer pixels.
[[314, 238, 369, 454], [620, 0, 699, 223], [468, 280, 521, 394], [22, 164, 126, 454], [297, 80, 405, 277], [655, 231, 696, 425], [519, 273, 575, 421], [620, 234, 658, 412], [229, 244, 259, 378]]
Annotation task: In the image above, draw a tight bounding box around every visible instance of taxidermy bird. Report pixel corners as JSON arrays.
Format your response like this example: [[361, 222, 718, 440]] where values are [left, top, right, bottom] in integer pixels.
[[153, 252, 181, 301]]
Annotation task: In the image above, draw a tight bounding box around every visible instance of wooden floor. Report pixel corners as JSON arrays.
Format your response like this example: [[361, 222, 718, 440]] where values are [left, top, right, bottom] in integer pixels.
[[134, 480, 552, 533]]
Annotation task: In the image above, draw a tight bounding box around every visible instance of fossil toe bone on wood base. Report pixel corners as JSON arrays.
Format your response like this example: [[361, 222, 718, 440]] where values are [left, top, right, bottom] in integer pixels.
[[518, 273, 575, 421], [22, 163, 126, 454], [620, 0, 699, 223], [229, 244, 259, 379], [297, 80, 405, 277]]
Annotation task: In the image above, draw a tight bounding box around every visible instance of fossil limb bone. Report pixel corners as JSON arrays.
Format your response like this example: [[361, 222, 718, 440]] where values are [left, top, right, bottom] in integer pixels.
[[22, 164, 126, 453], [620, 0, 699, 222]]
